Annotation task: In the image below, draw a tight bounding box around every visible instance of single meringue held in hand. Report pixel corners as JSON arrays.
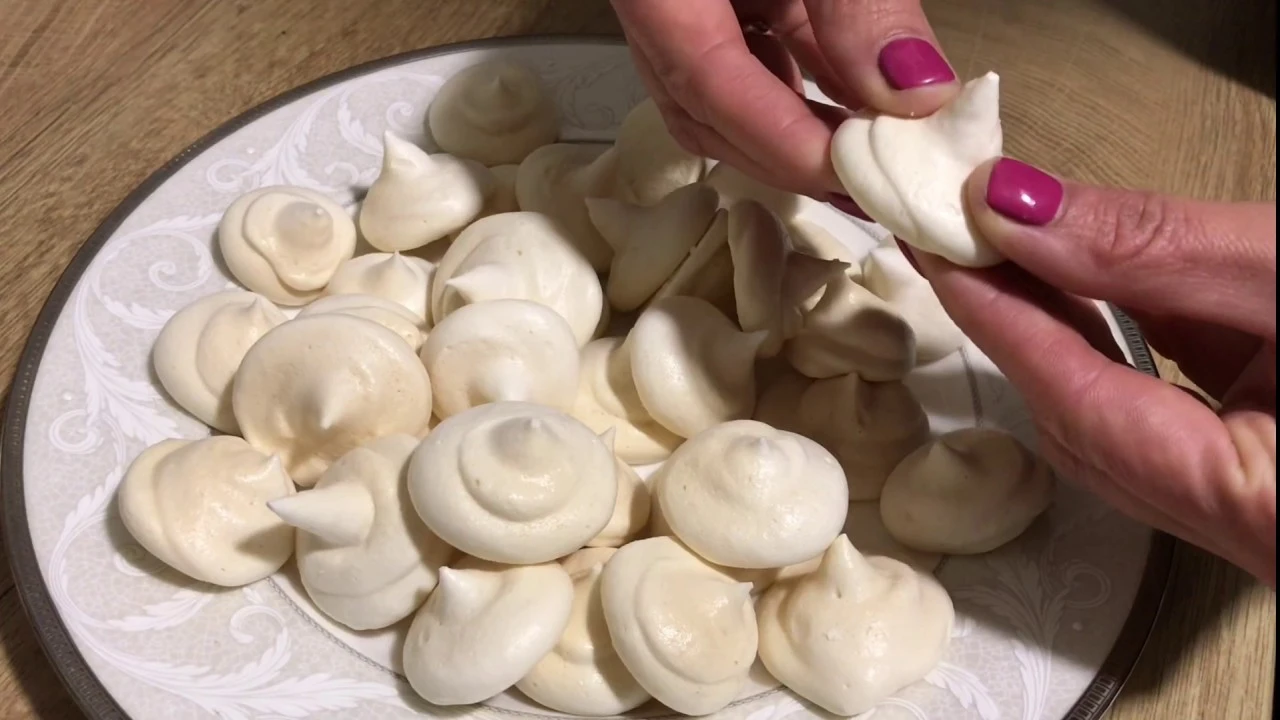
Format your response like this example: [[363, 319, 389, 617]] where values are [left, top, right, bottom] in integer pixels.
[[427, 60, 559, 166]]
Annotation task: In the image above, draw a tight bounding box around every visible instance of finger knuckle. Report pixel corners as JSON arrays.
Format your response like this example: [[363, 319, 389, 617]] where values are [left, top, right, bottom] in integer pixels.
[[1092, 191, 1188, 273]]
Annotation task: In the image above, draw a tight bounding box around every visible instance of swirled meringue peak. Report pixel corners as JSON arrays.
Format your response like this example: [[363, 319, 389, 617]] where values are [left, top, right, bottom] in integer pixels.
[[359, 132, 487, 252], [629, 296, 767, 438], [656, 419, 849, 568], [427, 61, 558, 166], [517, 548, 651, 715], [217, 186, 357, 305], [569, 337, 683, 466], [786, 273, 918, 381], [118, 436, 295, 587], [587, 453, 651, 548], [586, 181, 720, 311], [324, 252, 433, 326], [269, 435, 454, 630], [881, 427, 1055, 554], [515, 143, 618, 270], [404, 561, 574, 705], [832, 73, 1004, 267], [232, 314, 433, 487], [153, 290, 287, 433], [420, 299, 580, 419], [756, 535, 954, 716], [614, 98, 706, 206], [862, 245, 967, 363], [407, 402, 617, 564], [600, 536, 757, 715], [297, 293, 424, 350], [649, 208, 736, 316]]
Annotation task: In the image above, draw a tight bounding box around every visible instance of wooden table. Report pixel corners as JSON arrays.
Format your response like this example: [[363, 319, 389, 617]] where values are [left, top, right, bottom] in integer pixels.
[[0, 0, 1274, 718]]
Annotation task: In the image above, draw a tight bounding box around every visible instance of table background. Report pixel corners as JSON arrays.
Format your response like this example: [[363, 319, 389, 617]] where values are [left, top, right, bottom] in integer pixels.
[[0, 0, 1274, 718]]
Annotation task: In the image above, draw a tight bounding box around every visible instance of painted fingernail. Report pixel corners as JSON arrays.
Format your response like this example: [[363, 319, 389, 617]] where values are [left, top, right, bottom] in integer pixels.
[[985, 158, 1065, 226], [826, 193, 871, 221], [878, 38, 956, 90]]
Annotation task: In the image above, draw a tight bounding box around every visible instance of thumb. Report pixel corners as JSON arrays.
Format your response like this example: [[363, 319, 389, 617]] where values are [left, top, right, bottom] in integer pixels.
[[965, 158, 1277, 341]]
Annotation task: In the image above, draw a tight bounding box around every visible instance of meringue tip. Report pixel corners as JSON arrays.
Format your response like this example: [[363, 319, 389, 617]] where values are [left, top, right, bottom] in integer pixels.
[[598, 427, 618, 453], [268, 482, 374, 546], [820, 534, 864, 574], [443, 263, 512, 305], [731, 581, 755, 603]]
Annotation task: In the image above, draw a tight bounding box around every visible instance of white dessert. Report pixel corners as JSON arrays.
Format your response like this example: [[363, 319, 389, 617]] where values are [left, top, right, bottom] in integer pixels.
[[649, 208, 735, 316], [569, 337, 683, 466], [586, 455, 651, 548], [514, 143, 617, 270], [217, 185, 357, 306], [655, 419, 848, 568], [600, 536, 757, 716], [269, 435, 454, 630], [614, 98, 705, 206], [516, 548, 651, 716], [403, 561, 574, 705], [705, 160, 801, 217], [325, 252, 434, 326], [427, 61, 558, 166], [756, 535, 954, 716], [785, 273, 917, 381], [862, 245, 966, 363], [831, 73, 1004, 267], [359, 132, 487, 251], [420, 299, 580, 419], [479, 163, 520, 217], [407, 402, 617, 564], [153, 290, 286, 434], [844, 501, 942, 572], [881, 427, 1055, 554], [118, 436, 294, 587], [232, 314, 433, 486], [296, 293, 425, 351]]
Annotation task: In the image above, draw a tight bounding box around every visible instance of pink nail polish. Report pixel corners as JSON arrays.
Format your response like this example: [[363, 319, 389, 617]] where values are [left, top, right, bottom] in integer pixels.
[[826, 193, 871, 221], [986, 158, 1064, 226], [878, 38, 956, 91]]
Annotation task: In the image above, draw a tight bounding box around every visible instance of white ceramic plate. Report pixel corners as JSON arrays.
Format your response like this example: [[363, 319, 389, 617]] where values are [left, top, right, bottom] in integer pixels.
[[2, 37, 1172, 720]]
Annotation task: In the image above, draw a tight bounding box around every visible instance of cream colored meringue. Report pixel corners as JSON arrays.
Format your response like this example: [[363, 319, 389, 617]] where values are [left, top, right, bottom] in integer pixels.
[[862, 245, 967, 363], [232, 314, 433, 486], [359, 132, 487, 251], [587, 457, 651, 548], [479, 163, 520, 217], [516, 548, 651, 716], [217, 186, 357, 306], [569, 337, 683, 466], [408, 402, 617, 564], [118, 436, 295, 587], [729, 200, 850, 357], [844, 501, 942, 572], [881, 427, 1055, 554], [515, 143, 617, 270], [153, 290, 287, 434], [403, 561, 574, 705], [786, 217, 860, 269], [324, 252, 433, 326], [831, 73, 1004, 267], [614, 98, 706, 206], [600, 536, 757, 716], [629, 296, 767, 438], [650, 208, 735, 316], [586, 182, 719, 311], [656, 419, 849, 568], [269, 435, 454, 630], [427, 61, 558, 166], [420, 299, 580, 419], [785, 273, 917, 381], [296, 293, 424, 350], [756, 535, 954, 716], [705, 161, 801, 218]]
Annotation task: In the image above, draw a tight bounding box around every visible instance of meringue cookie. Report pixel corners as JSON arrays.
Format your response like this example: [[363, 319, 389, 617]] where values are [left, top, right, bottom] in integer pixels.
[[650, 208, 736, 316], [569, 337, 683, 466], [831, 73, 1004, 267], [629, 296, 767, 438], [153, 290, 287, 434], [118, 436, 294, 587], [587, 457, 651, 548], [359, 132, 487, 251], [404, 562, 574, 705], [217, 186, 357, 306], [515, 143, 617, 270], [600, 536, 757, 716], [325, 252, 434, 326], [881, 427, 1055, 554], [232, 315, 433, 486], [729, 201, 850, 357], [705, 161, 801, 217], [269, 435, 454, 630], [427, 61, 558, 166], [614, 98, 706, 206], [420, 299, 580, 419], [656, 419, 849, 568], [516, 548, 651, 716], [756, 535, 954, 716], [586, 182, 720, 311], [844, 501, 942, 572], [479, 163, 520, 217], [296, 293, 424, 350], [785, 273, 917, 381], [862, 245, 966, 363], [408, 402, 617, 564]]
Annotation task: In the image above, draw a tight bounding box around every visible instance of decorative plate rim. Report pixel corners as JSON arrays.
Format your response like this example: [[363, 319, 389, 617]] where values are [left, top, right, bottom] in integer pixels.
[[1, 34, 1177, 720]]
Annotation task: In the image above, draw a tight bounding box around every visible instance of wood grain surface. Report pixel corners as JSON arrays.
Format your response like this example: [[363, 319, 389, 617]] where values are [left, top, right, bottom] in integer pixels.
[[0, 0, 1274, 718]]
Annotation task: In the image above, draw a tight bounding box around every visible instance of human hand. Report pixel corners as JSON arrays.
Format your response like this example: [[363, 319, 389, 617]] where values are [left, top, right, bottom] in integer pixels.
[[914, 157, 1277, 587], [611, 0, 959, 198]]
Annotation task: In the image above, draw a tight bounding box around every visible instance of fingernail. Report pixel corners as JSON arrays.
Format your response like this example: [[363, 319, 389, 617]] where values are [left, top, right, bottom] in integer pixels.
[[878, 38, 956, 90], [826, 193, 871, 221], [985, 158, 1064, 226]]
